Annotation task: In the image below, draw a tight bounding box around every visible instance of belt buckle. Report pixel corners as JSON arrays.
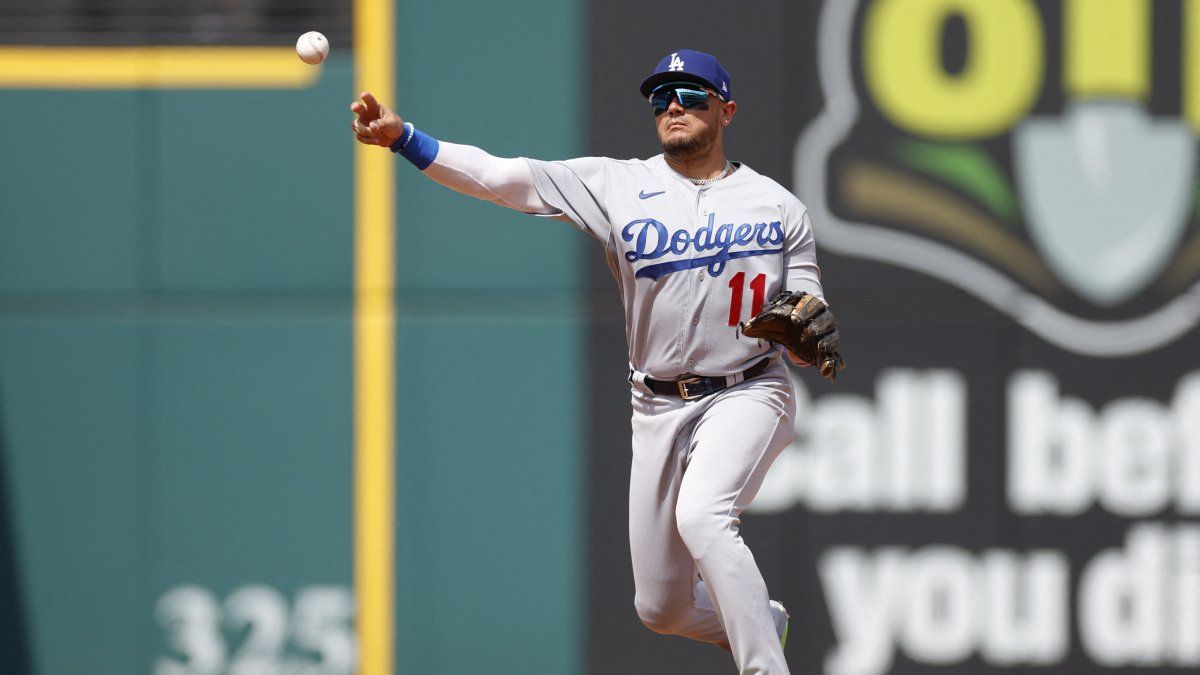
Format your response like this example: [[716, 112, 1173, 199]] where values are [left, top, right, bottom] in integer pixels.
[[677, 376, 705, 401]]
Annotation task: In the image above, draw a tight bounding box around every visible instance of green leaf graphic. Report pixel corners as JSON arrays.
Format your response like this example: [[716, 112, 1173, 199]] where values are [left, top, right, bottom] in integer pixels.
[[892, 139, 1020, 225]]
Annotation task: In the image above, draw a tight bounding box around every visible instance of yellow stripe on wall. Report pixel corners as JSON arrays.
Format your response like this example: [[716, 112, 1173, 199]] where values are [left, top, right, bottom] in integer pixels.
[[353, 0, 397, 672], [0, 46, 319, 88]]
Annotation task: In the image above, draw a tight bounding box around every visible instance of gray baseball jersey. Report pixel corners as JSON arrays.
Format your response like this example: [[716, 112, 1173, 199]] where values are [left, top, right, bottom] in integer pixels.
[[524, 154, 824, 379]]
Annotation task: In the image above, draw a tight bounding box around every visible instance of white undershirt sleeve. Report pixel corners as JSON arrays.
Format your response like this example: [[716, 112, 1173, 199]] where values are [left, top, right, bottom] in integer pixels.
[[420, 141, 560, 216]]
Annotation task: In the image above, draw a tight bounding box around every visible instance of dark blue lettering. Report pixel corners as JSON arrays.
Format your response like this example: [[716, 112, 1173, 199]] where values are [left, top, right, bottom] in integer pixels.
[[755, 222, 771, 246], [670, 228, 692, 255], [621, 211, 785, 280], [766, 221, 785, 246], [622, 218, 669, 262], [715, 223, 733, 249], [693, 213, 715, 250]]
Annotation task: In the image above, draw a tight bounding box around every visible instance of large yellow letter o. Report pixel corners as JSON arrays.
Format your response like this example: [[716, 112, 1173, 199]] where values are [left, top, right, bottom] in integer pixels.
[[864, 0, 1043, 139]]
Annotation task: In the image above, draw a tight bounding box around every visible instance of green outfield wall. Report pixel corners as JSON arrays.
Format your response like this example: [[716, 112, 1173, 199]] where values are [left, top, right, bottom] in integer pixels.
[[0, 1, 585, 673]]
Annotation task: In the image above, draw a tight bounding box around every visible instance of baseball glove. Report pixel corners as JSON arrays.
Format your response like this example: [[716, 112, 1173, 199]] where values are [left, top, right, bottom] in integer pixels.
[[740, 291, 845, 381]]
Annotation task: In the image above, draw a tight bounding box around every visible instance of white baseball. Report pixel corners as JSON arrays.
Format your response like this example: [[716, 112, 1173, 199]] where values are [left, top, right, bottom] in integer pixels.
[[296, 31, 329, 65]]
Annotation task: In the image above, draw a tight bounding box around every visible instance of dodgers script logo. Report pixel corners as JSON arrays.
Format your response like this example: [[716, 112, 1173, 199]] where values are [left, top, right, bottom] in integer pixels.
[[622, 213, 784, 280]]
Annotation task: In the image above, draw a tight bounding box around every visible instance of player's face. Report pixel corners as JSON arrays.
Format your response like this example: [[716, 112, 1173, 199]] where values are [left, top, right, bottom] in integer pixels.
[[652, 85, 734, 159]]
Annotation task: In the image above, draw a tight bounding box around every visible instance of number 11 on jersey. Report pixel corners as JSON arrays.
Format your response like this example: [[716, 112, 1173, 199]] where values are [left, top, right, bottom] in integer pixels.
[[727, 272, 766, 325]]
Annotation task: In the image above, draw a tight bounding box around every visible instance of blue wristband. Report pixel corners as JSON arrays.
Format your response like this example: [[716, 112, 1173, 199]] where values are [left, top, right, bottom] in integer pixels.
[[388, 122, 413, 152], [389, 122, 439, 170]]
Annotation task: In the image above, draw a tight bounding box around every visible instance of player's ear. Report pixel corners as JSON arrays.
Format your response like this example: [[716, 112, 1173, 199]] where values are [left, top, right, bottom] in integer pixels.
[[721, 100, 737, 126]]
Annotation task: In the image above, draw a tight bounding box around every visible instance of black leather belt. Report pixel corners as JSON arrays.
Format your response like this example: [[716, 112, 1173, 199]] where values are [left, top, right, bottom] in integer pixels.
[[644, 358, 772, 401]]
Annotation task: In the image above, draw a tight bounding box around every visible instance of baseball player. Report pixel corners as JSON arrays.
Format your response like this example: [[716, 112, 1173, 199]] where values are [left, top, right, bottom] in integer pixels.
[[350, 49, 843, 674]]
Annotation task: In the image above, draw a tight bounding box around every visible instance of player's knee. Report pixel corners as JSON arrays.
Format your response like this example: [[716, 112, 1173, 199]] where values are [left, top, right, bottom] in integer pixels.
[[674, 504, 731, 558], [634, 595, 685, 635]]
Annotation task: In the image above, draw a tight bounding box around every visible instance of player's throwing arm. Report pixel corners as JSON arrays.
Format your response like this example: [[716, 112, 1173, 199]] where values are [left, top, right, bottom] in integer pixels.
[[350, 92, 556, 214]]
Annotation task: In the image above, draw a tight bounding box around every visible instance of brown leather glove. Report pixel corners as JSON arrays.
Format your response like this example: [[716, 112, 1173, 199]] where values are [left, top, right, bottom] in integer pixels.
[[740, 291, 845, 381]]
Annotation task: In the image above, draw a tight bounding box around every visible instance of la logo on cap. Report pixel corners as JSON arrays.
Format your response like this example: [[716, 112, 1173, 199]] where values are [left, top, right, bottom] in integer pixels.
[[668, 53, 685, 71]]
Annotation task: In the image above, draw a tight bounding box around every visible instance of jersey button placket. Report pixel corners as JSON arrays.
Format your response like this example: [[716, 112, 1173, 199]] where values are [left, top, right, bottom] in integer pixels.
[[682, 184, 708, 374], [693, 270, 704, 365]]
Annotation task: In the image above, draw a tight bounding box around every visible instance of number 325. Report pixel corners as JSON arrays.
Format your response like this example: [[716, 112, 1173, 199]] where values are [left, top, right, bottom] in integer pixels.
[[155, 584, 355, 675]]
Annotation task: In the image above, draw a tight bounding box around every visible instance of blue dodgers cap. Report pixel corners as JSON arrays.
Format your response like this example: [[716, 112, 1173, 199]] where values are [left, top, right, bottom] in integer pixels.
[[639, 49, 732, 101]]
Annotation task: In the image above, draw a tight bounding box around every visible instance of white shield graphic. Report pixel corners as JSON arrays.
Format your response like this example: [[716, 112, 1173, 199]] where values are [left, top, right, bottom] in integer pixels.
[[1014, 102, 1195, 307]]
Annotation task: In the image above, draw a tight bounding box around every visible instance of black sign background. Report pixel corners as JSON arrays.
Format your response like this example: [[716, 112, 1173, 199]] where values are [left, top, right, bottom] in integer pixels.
[[583, 1, 1200, 673]]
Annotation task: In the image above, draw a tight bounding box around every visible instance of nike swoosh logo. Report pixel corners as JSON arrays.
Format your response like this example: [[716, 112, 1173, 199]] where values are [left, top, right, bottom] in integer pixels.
[[638, 190, 666, 199]]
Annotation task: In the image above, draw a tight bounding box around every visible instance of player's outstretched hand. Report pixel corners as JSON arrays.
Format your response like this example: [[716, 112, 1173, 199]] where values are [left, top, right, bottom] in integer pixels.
[[350, 92, 404, 147]]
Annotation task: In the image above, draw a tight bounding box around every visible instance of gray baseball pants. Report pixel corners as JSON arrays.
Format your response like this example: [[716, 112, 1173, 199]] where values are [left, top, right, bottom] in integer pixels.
[[628, 359, 794, 674]]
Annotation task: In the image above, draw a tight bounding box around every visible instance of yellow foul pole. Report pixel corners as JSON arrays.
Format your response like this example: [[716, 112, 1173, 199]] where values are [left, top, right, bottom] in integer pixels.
[[353, 0, 396, 671]]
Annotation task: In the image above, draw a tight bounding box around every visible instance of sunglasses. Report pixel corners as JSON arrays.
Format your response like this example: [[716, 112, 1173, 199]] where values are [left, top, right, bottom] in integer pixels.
[[649, 86, 714, 114]]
